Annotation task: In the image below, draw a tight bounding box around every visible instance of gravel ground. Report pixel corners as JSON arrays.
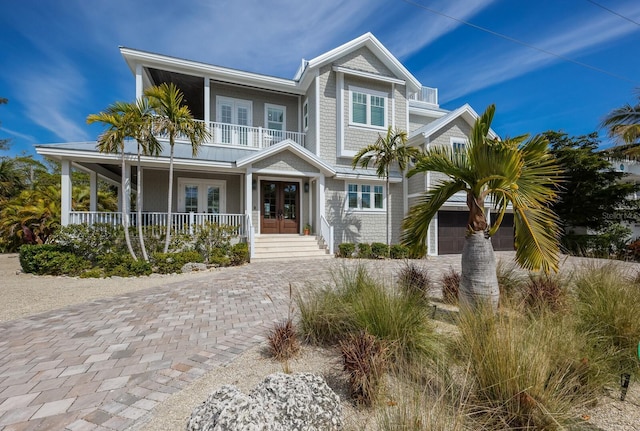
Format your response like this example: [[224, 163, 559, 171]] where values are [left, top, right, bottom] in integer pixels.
[[1, 253, 639, 430]]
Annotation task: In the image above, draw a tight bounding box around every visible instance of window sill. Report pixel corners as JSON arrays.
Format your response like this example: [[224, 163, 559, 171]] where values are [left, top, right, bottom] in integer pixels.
[[348, 123, 387, 132], [346, 208, 386, 213]]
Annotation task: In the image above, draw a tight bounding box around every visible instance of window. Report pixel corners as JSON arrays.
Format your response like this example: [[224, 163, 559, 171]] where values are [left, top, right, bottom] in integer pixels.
[[178, 178, 226, 213], [302, 100, 309, 131], [349, 86, 387, 129], [451, 137, 467, 153], [346, 183, 385, 211]]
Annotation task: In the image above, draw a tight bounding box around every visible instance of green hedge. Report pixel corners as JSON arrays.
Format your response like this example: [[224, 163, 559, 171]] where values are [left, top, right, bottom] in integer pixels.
[[152, 251, 204, 274], [336, 242, 411, 260], [19, 244, 90, 276]]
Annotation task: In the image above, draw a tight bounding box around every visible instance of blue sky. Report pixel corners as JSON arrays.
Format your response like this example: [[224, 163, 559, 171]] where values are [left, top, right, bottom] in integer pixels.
[[1, 0, 639, 157]]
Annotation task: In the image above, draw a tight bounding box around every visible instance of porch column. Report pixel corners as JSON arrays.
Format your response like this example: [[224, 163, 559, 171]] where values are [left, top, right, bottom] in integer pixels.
[[203, 77, 210, 125], [308, 178, 314, 228], [89, 170, 98, 212], [245, 168, 253, 218], [60, 159, 72, 226], [318, 174, 325, 221], [135, 64, 143, 99], [122, 163, 131, 214]]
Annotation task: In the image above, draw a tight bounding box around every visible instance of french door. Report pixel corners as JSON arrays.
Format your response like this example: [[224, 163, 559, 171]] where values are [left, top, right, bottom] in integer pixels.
[[260, 181, 299, 234], [216, 97, 251, 146]]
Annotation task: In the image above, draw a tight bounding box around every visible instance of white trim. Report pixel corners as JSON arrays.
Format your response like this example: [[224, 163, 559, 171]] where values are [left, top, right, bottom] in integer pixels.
[[344, 181, 386, 213], [177, 177, 227, 213], [216, 96, 253, 126], [302, 98, 309, 132], [204, 78, 211, 125], [335, 172, 402, 183], [315, 70, 320, 157], [391, 83, 396, 129], [450, 136, 468, 150], [332, 65, 405, 85], [236, 140, 336, 176], [337, 72, 345, 158], [135, 64, 143, 99], [89, 171, 98, 212], [61, 160, 72, 226], [348, 85, 388, 130]]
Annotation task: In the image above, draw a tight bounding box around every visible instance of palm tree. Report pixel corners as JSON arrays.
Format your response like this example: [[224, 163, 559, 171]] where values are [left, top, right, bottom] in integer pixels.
[[144, 83, 209, 253], [601, 90, 640, 158], [104, 99, 162, 261], [87, 103, 139, 260], [352, 127, 419, 250], [402, 105, 561, 310]]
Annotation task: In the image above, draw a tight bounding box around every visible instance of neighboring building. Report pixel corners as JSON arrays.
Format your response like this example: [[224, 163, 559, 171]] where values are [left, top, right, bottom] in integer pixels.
[[36, 33, 514, 257]]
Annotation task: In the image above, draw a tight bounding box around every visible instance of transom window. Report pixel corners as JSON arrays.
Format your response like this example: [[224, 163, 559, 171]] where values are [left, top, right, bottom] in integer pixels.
[[349, 86, 387, 128], [178, 178, 226, 213], [346, 183, 384, 211]]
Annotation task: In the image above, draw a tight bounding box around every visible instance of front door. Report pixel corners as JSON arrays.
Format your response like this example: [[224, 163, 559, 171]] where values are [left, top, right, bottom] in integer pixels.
[[261, 181, 299, 234]]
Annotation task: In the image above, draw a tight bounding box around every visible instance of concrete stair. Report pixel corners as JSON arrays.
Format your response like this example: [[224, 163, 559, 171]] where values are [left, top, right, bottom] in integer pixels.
[[251, 234, 332, 262]]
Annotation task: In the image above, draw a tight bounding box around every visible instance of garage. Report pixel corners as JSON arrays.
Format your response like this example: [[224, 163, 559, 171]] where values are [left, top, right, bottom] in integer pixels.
[[437, 211, 514, 254]]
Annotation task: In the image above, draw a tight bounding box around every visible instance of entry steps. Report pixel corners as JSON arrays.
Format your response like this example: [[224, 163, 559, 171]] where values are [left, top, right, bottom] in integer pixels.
[[251, 234, 332, 262]]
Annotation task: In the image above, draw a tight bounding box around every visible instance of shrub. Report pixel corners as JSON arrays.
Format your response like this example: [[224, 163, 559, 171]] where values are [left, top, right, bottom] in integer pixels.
[[397, 263, 431, 301], [340, 330, 388, 406], [152, 250, 204, 274], [389, 244, 409, 259], [50, 223, 125, 263], [441, 268, 460, 304], [456, 306, 597, 429], [229, 242, 249, 266], [496, 259, 525, 302], [626, 238, 640, 261], [573, 264, 640, 377], [371, 242, 389, 259], [337, 242, 355, 258], [97, 253, 152, 277], [80, 268, 104, 279], [208, 248, 230, 267], [523, 273, 567, 312], [194, 222, 236, 262], [19, 244, 89, 276], [357, 243, 372, 259], [267, 318, 300, 361]]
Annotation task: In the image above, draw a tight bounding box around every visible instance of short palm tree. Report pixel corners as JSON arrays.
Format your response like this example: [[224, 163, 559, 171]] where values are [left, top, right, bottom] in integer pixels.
[[144, 83, 209, 253], [88, 103, 139, 260], [402, 105, 561, 309], [352, 127, 419, 249], [601, 90, 640, 158]]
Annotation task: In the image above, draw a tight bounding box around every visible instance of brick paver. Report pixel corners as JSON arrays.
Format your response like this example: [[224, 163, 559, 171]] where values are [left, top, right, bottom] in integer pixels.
[[1, 253, 628, 430]]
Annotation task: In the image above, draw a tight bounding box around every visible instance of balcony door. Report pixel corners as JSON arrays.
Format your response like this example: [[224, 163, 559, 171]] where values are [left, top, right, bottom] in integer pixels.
[[216, 96, 252, 146], [260, 181, 299, 234]]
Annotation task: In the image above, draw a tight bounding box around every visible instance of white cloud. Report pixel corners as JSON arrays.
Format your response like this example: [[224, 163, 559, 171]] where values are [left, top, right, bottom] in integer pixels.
[[426, 2, 640, 102]]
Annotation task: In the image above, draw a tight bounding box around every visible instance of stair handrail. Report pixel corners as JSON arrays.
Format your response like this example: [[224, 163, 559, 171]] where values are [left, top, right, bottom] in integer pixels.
[[246, 212, 255, 259], [319, 215, 334, 255]]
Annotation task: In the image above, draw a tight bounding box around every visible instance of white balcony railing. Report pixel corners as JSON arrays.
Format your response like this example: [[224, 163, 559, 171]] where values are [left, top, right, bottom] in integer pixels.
[[409, 86, 438, 105], [68, 211, 249, 237], [166, 120, 306, 149]]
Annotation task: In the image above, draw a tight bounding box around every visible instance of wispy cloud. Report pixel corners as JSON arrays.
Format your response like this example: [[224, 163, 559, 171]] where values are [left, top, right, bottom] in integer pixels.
[[426, 2, 640, 102], [385, 0, 498, 59], [14, 62, 91, 142], [1, 127, 36, 142]]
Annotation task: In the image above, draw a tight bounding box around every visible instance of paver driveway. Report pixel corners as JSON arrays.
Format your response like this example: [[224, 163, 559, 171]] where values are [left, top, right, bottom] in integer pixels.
[[0, 259, 361, 431]]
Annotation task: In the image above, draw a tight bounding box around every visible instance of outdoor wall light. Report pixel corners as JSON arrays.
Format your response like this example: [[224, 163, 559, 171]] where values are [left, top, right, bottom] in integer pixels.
[[304, 182, 309, 193]]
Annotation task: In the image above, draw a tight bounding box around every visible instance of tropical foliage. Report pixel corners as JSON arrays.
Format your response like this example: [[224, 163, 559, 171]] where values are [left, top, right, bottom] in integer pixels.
[[402, 105, 561, 308], [601, 88, 640, 157], [352, 127, 419, 248]]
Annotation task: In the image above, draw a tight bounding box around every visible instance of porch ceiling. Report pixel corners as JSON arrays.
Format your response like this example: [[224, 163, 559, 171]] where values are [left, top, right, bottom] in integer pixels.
[[147, 68, 204, 120]]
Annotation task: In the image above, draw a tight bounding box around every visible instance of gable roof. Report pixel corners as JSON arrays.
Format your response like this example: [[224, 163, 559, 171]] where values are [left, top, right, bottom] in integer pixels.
[[409, 104, 499, 142], [295, 33, 422, 93], [236, 140, 336, 176]]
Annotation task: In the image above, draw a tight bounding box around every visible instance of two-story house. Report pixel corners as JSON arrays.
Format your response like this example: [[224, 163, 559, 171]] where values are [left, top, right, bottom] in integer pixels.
[[36, 33, 514, 258]]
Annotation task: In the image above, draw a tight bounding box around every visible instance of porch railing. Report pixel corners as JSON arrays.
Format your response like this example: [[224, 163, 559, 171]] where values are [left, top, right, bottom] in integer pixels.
[[319, 215, 334, 255], [245, 212, 255, 260], [409, 86, 438, 105], [164, 120, 306, 149], [68, 211, 248, 237]]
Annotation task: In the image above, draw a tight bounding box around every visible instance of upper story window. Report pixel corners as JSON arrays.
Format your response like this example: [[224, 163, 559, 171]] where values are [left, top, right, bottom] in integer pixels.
[[266, 104, 285, 131], [346, 183, 385, 211], [349, 86, 387, 129], [302, 100, 309, 131], [451, 137, 467, 153]]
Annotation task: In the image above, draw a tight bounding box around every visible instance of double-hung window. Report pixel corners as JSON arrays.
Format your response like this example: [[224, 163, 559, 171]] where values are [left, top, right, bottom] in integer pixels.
[[349, 86, 387, 128], [346, 183, 384, 211]]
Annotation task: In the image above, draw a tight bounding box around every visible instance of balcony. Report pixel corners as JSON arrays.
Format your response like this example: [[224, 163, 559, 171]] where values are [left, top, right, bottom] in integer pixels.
[[409, 86, 438, 106], [168, 121, 306, 149]]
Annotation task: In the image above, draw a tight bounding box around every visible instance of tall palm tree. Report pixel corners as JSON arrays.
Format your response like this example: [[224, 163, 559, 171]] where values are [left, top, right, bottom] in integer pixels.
[[602, 90, 640, 158], [87, 104, 139, 260], [352, 127, 419, 249], [402, 105, 561, 310], [105, 99, 162, 261], [144, 83, 209, 253]]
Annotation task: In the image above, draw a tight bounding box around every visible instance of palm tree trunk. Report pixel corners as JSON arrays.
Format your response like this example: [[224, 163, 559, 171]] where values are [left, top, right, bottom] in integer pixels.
[[386, 175, 390, 252], [459, 231, 499, 310], [136, 148, 149, 261], [121, 153, 137, 260], [163, 137, 175, 253]]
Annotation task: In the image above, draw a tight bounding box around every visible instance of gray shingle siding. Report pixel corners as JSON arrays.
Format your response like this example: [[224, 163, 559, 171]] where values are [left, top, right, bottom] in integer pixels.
[[305, 85, 317, 154], [334, 47, 395, 77], [319, 66, 337, 165], [253, 152, 320, 173]]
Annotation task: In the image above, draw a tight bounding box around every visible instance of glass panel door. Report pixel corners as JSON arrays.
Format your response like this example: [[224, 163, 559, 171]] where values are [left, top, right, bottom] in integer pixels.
[[184, 185, 198, 212], [207, 186, 220, 214]]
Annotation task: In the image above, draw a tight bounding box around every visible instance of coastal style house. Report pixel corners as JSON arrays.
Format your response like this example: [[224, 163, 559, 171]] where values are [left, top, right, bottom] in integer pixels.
[[36, 33, 514, 257]]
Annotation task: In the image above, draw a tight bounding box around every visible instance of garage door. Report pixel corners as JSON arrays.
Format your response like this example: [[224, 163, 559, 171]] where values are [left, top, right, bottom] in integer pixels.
[[437, 211, 467, 254], [437, 211, 515, 254], [491, 213, 514, 251]]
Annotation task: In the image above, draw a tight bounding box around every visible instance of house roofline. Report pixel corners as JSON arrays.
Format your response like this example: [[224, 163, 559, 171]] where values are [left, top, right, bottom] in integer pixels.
[[408, 103, 499, 143], [236, 140, 336, 176]]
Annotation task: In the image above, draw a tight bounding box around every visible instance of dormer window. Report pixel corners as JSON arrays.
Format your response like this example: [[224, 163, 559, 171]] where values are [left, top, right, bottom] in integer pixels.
[[349, 86, 387, 129]]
